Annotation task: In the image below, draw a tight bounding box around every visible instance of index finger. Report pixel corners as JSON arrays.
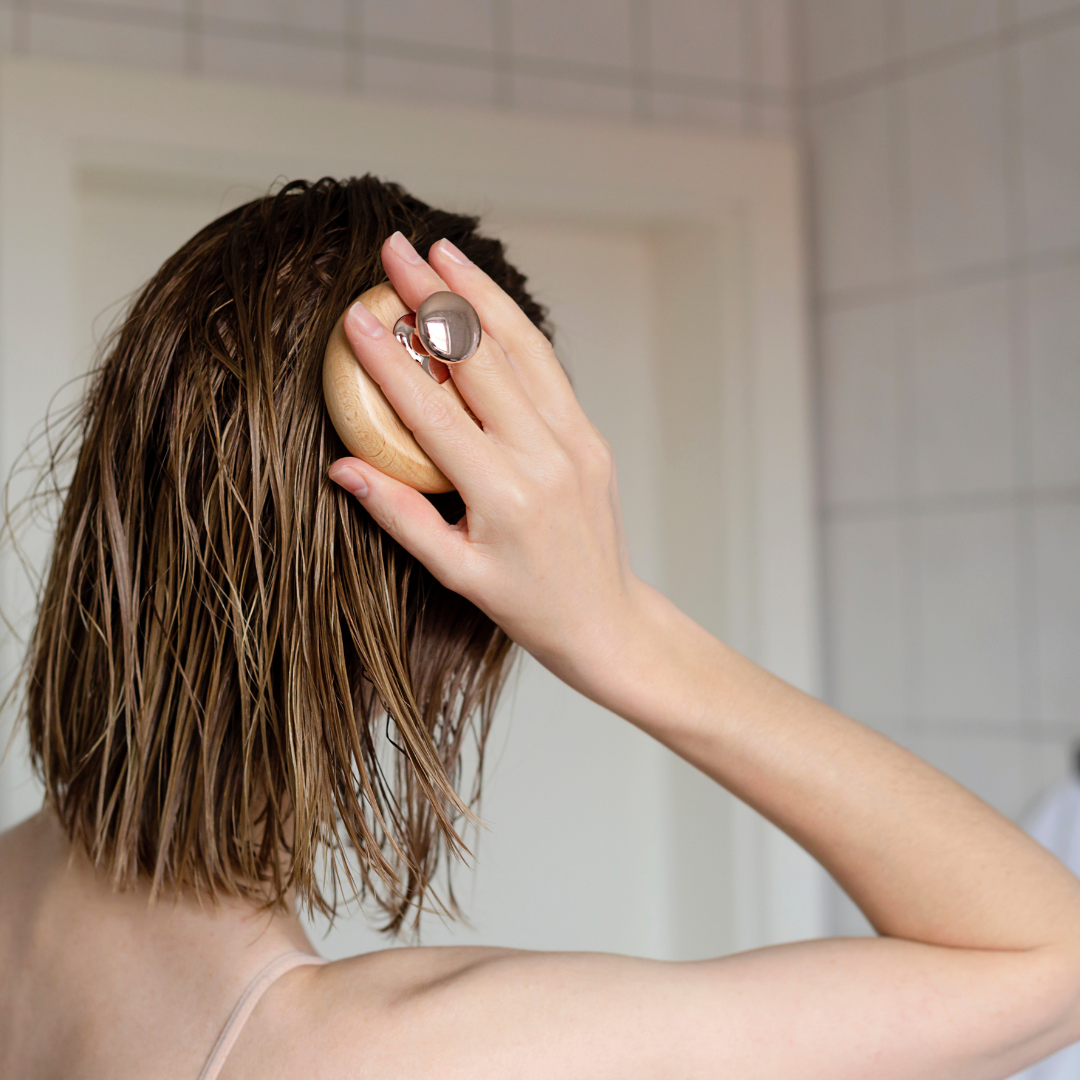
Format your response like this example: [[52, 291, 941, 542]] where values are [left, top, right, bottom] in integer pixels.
[[380, 233, 555, 450], [341, 298, 493, 498], [426, 238, 582, 431]]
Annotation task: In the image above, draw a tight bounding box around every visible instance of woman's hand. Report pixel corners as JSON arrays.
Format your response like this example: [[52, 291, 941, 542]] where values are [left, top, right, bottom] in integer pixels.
[[327, 231, 648, 690]]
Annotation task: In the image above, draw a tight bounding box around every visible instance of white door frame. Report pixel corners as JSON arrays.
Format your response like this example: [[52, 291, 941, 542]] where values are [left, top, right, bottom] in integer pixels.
[[0, 57, 822, 950]]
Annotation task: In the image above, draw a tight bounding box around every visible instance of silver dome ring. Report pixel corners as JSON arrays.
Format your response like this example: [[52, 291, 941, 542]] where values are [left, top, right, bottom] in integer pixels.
[[393, 291, 482, 376]]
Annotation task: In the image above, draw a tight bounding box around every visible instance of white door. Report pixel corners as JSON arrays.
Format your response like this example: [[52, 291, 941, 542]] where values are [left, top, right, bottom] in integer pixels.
[[0, 57, 823, 957]]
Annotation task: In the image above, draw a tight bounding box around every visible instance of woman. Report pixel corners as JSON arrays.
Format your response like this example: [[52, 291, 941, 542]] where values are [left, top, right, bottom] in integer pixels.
[[2, 176, 1079, 1079]]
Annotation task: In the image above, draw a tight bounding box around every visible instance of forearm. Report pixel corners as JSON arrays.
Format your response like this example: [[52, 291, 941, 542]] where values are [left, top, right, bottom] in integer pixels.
[[578, 580, 1080, 956]]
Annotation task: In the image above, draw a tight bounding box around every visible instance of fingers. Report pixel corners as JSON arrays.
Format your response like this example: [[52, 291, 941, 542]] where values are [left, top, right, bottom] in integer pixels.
[[381, 233, 552, 448], [328, 457, 472, 592], [426, 237, 582, 430], [380, 229, 450, 309], [427, 237, 553, 361], [342, 299, 491, 495]]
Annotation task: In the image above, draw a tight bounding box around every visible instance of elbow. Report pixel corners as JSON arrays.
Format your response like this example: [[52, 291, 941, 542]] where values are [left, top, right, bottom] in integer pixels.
[[1021, 940, 1080, 1056]]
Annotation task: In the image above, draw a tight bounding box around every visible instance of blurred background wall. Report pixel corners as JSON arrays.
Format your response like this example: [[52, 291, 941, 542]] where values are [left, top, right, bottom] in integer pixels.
[[0, 0, 793, 133], [0, 0, 1076, 939], [799, 1, 1080, 933]]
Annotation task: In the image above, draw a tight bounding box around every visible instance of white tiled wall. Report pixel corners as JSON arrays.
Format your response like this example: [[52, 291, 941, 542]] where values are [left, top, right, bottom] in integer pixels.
[[1036, 504, 1080, 723], [800, 0, 1080, 934], [803, 0, 889, 85], [1018, 25, 1080, 254], [909, 279, 1015, 498], [1028, 263, 1080, 486], [0, 0, 795, 137], [809, 86, 898, 293], [905, 54, 1011, 276], [900, 0, 1001, 57]]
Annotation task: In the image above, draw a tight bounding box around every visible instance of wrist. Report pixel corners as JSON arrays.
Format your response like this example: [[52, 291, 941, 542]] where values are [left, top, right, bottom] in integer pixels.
[[548, 578, 722, 733]]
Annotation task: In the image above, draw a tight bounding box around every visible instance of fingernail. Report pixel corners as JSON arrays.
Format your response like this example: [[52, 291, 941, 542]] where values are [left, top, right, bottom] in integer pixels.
[[387, 231, 423, 265], [435, 238, 472, 266], [328, 463, 369, 499], [347, 300, 385, 338]]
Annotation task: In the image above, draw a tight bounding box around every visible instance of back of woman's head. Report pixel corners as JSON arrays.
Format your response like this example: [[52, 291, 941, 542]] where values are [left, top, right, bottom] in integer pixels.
[[22, 175, 548, 931]]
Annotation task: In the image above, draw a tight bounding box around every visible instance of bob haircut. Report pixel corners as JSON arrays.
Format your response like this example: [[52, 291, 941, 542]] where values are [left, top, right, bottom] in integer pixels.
[[17, 176, 549, 932]]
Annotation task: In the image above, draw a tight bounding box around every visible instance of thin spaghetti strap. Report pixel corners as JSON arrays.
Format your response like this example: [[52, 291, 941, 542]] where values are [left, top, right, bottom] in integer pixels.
[[197, 951, 329, 1080]]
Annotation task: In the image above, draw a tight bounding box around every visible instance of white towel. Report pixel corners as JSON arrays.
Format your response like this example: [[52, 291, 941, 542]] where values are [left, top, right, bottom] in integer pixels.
[[1010, 776, 1080, 1080]]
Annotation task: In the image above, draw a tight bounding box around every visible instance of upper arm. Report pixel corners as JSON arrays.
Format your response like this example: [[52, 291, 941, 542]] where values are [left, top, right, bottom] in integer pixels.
[[357, 938, 1080, 1080]]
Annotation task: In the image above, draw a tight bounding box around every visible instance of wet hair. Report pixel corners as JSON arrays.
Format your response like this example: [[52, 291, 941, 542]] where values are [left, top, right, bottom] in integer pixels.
[[15, 176, 550, 932]]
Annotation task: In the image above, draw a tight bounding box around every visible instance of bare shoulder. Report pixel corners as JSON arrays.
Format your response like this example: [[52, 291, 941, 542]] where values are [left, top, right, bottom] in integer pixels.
[[260, 935, 1072, 1080], [295, 945, 674, 1079], [311, 942, 527, 1019]]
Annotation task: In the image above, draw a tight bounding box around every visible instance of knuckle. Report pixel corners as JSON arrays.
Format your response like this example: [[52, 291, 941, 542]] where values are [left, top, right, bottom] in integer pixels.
[[530, 445, 574, 491], [372, 493, 407, 538], [492, 469, 543, 524], [463, 349, 503, 389], [417, 388, 456, 432], [368, 502, 403, 542], [581, 435, 614, 481], [501, 480, 533, 519], [521, 334, 558, 368], [473, 340, 503, 371]]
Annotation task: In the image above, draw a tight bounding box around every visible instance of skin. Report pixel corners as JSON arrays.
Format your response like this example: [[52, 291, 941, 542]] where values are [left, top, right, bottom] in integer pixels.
[[3, 230, 1080, 1078]]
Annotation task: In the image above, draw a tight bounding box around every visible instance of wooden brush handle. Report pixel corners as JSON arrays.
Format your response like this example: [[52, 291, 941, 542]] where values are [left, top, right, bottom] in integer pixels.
[[322, 284, 474, 494]]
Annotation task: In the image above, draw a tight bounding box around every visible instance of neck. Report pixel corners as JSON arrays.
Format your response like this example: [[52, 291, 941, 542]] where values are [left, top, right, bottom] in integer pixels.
[[2, 808, 321, 1078], [25, 808, 315, 971]]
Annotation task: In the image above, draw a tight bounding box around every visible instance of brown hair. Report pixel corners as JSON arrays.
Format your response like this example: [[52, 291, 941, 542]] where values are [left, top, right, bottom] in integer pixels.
[[14, 176, 549, 932]]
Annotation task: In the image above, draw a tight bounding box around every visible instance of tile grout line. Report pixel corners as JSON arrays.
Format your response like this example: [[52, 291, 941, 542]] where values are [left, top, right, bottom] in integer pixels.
[[819, 242, 1080, 313], [628, 0, 651, 125], [1, 0, 790, 138], [343, 0, 363, 95], [787, 0, 837, 715], [881, 0, 923, 741], [807, 1, 1080, 106], [4, 0, 788, 106], [491, 0, 512, 110], [11, 0, 27, 54], [0, 0, 792, 138], [998, 0, 1044, 750], [182, 0, 202, 76], [739, 0, 761, 137], [826, 484, 1080, 522]]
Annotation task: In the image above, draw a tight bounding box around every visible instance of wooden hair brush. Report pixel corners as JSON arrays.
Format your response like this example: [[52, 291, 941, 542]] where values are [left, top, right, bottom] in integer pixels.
[[322, 284, 481, 494]]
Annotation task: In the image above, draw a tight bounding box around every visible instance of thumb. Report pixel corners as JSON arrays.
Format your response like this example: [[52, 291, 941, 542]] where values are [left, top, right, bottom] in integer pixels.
[[328, 458, 471, 589]]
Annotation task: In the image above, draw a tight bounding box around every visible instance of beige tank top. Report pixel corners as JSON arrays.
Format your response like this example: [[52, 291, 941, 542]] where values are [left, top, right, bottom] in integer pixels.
[[197, 950, 329, 1080]]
